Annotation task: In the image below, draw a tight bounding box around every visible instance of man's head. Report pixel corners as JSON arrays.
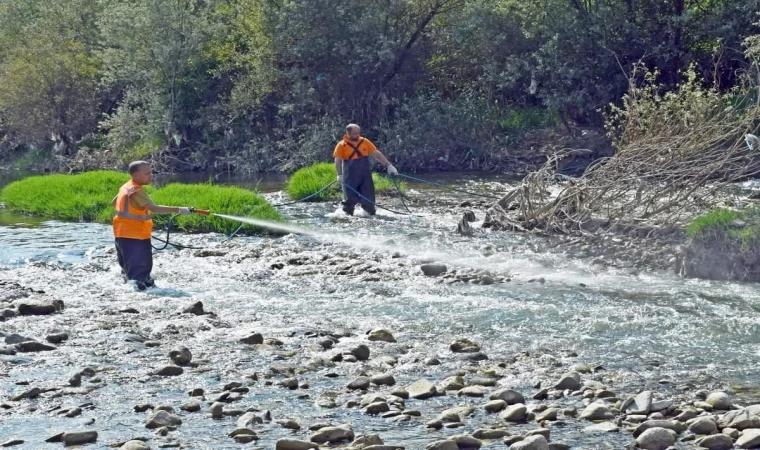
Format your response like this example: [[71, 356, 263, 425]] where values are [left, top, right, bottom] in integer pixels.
[[346, 124, 361, 141], [128, 161, 153, 185]]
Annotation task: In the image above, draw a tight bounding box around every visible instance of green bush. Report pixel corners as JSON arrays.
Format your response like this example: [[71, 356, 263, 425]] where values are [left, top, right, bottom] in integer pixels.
[[286, 162, 402, 200], [0, 171, 282, 234]]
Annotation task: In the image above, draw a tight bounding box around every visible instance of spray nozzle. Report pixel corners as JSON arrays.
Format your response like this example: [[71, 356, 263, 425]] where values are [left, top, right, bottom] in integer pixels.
[[190, 208, 211, 216]]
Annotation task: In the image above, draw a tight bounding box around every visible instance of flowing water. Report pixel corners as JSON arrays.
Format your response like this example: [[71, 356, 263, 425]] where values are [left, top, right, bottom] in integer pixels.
[[2, 174, 760, 449]]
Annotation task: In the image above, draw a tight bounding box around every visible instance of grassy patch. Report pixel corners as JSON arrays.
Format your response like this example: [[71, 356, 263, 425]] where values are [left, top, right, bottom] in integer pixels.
[[687, 208, 760, 251], [286, 162, 403, 200], [0, 171, 282, 234]]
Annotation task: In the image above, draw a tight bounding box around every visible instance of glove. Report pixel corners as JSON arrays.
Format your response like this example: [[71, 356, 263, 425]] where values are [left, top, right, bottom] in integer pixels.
[[178, 207, 192, 215], [387, 164, 398, 176], [337, 175, 344, 184]]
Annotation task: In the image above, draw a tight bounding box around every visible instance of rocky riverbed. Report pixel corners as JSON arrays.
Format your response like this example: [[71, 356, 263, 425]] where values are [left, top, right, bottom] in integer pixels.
[[2, 183, 760, 449]]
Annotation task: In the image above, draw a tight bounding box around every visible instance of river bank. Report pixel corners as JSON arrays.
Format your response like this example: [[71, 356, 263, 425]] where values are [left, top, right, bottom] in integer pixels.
[[2, 179, 760, 449]]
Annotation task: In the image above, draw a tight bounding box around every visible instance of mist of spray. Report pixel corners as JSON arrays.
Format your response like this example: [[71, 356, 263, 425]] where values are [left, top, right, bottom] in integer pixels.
[[213, 214, 319, 237]]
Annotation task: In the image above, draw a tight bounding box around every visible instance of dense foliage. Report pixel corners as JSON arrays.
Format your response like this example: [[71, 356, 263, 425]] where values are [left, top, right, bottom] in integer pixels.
[[0, 0, 758, 172], [0, 171, 282, 234]]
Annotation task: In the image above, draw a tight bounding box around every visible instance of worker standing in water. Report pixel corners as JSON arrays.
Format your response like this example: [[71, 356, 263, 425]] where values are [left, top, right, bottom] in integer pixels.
[[334, 124, 398, 216], [112, 161, 194, 290]]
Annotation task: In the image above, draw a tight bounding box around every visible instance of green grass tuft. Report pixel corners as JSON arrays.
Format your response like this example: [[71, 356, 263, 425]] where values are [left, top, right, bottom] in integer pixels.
[[0, 171, 282, 234], [687, 208, 760, 251], [286, 162, 403, 200]]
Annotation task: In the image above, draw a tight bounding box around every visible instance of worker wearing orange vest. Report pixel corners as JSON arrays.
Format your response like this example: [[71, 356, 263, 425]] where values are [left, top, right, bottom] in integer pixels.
[[334, 124, 398, 216], [112, 161, 193, 290]]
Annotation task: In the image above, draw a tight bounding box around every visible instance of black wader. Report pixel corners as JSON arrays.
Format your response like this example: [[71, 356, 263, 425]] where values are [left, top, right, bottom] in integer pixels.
[[115, 238, 154, 288], [342, 138, 376, 215]]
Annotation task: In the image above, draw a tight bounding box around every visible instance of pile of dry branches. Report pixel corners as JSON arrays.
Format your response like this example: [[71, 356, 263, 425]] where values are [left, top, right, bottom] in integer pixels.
[[487, 67, 760, 235]]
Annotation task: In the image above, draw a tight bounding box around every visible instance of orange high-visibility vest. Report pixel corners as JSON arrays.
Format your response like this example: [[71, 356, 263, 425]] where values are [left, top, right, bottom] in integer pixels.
[[113, 180, 153, 240]]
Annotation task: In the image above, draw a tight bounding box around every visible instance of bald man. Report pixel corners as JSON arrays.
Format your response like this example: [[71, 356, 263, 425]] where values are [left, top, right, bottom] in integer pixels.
[[333, 124, 398, 216]]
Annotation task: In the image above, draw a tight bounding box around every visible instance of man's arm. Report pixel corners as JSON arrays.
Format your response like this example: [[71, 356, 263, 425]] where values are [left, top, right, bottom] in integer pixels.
[[145, 202, 187, 215], [334, 157, 343, 176], [373, 150, 398, 175]]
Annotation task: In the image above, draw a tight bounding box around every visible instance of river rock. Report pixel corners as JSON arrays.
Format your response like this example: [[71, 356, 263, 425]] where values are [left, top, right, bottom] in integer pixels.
[[472, 429, 510, 439], [348, 376, 371, 390], [155, 365, 183, 376], [368, 329, 396, 343], [499, 403, 527, 421], [10, 387, 40, 401], [351, 344, 371, 361], [276, 419, 301, 430], [626, 390, 653, 415], [633, 420, 686, 437], [536, 408, 559, 422], [18, 300, 63, 315], [276, 439, 318, 450], [182, 301, 204, 315], [737, 429, 760, 448], [209, 402, 224, 419], [450, 339, 480, 353], [4, 334, 31, 345], [371, 373, 396, 386], [365, 401, 390, 415], [553, 372, 581, 391], [240, 333, 263, 345], [310, 424, 355, 443], [450, 435, 482, 448], [718, 410, 760, 430], [145, 410, 182, 429], [61, 431, 97, 446], [580, 402, 615, 421], [408, 380, 437, 399], [238, 412, 264, 428], [509, 435, 549, 450], [425, 440, 458, 450], [706, 392, 732, 410], [695, 434, 734, 450], [421, 264, 447, 277], [484, 399, 507, 413], [584, 421, 620, 432], [46, 333, 69, 344], [635, 428, 676, 450], [169, 346, 192, 366], [120, 441, 150, 450], [490, 388, 525, 405], [442, 376, 465, 391], [441, 406, 475, 420], [458, 386, 486, 397], [180, 401, 201, 412], [688, 416, 717, 435], [16, 341, 56, 352], [0, 440, 24, 447], [351, 435, 384, 447]]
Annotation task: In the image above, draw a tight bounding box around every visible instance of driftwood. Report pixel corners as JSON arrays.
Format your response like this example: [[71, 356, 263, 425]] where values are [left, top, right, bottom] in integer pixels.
[[487, 69, 760, 235]]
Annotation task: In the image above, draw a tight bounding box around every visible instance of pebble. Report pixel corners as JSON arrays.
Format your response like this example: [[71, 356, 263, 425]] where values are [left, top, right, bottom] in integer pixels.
[[458, 385, 486, 397], [145, 410, 182, 429], [240, 333, 263, 345], [424, 440, 458, 450], [367, 329, 396, 343], [705, 392, 731, 410], [371, 373, 396, 386], [449, 338, 480, 353], [180, 401, 200, 412], [499, 403, 527, 421], [61, 431, 98, 446], [310, 424, 355, 443], [154, 366, 183, 376], [169, 347, 192, 366], [347, 376, 371, 390], [509, 435, 549, 450], [635, 427, 676, 450], [484, 399, 507, 413], [553, 371, 581, 391], [407, 380, 437, 399], [120, 440, 150, 450], [420, 264, 448, 277], [695, 434, 734, 450], [490, 388, 525, 405], [580, 402, 615, 421], [737, 429, 760, 448], [46, 333, 69, 344], [276, 439, 318, 450]]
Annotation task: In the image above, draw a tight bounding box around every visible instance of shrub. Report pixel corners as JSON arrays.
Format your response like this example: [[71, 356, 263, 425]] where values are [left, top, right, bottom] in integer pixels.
[[687, 208, 760, 251], [0, 171, 282, 234], [285, 162, 402, 200]]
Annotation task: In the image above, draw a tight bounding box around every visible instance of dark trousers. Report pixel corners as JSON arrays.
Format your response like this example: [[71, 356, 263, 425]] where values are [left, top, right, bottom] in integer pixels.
[[115, 238, 153, 282], [342, 158, 376, 215]]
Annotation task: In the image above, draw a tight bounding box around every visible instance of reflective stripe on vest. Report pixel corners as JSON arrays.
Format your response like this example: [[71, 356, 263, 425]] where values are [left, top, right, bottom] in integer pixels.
[[115, 187, 151, 221]]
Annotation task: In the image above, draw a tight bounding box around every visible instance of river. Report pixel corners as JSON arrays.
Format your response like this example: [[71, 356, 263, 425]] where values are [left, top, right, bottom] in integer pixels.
[[1, 173, 760, 449]]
